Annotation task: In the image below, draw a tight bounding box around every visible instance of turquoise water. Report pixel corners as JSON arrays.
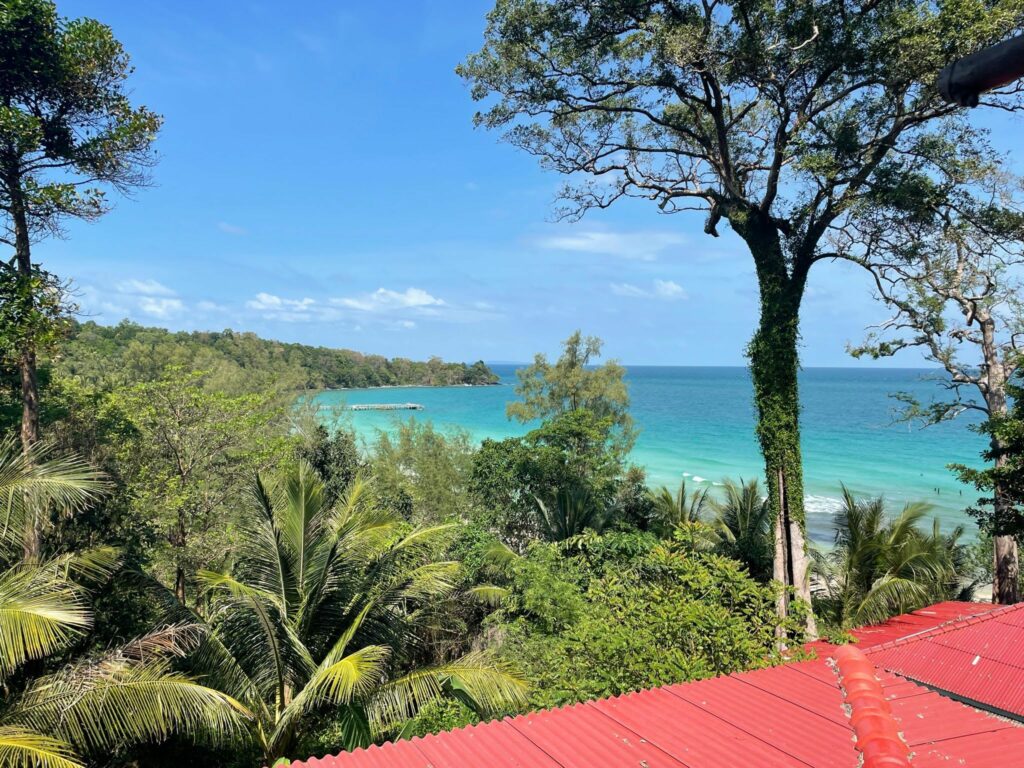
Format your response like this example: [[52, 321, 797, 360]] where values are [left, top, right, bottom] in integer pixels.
[[312, 366, 987, 542]]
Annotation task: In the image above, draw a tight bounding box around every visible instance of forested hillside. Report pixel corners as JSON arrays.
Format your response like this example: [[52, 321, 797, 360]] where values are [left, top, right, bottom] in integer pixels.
[[56, 321, 499, 390]]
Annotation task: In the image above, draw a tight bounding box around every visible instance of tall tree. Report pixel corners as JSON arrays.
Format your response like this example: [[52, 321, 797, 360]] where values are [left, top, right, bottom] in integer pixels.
[[113, 368, 285, 607], [459, 0, 1023, 627], [845, 182, 1024, 604], [0, 0, 160, 459], [508, 330, 636, 454]]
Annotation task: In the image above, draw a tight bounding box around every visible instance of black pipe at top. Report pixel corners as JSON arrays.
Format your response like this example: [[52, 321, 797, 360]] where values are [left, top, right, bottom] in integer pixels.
[[938, 34, 1024, 107]]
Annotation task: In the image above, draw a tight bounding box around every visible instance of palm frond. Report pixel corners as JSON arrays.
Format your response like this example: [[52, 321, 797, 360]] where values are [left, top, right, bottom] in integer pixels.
[[397, 561, 460, 602], [480, 541, 520, 573], [0, 726, 82, 768], [12, 656, 252, 755], [467, 585, 510, 607], [366, 651, 527, 735], [268, 645, 391, 754], [0, 565, 92, 681], [0, 439, 108, 554]]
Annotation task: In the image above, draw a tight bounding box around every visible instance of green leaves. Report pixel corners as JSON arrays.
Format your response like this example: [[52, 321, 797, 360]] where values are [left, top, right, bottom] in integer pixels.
[[1, 0, 162, 233], [0, 436, 108, 555], [0, 727, 82, 768], [811, 488, 967, 628], [12, 650, 251, 755], [201, 465, 527, 762], [0, 563, 91, 682], [493, 537, 796, 711]]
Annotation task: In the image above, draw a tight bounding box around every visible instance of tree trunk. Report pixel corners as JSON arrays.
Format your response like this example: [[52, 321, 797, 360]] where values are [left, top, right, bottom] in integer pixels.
[[10, 179, 42, 561], [993, 532, 1019, 604], [738, 211, 816, 637], [174, 565, 186, 605], [979, 325, 1019, 605], [9, 185, 39, 451], [174, 507, 187, 604], [990, 432, 1019, 604]]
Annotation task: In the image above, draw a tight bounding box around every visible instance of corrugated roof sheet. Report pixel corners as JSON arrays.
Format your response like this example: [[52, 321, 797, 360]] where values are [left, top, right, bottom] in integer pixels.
[[848, 600, 997, 646], [864, 602, 1024, 718], [286, 602, 1024, 768]]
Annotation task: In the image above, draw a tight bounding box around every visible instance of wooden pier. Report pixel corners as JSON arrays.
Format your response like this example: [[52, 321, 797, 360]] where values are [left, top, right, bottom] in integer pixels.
[[348, 403, 424, 411]]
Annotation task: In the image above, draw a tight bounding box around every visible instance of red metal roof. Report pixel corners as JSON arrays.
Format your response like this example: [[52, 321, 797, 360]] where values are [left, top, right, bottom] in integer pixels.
[[287, 602, 1024, 767], [833, 644, 911, 768], [848, 600, 998, 646], [864, 602, 1024, 718]]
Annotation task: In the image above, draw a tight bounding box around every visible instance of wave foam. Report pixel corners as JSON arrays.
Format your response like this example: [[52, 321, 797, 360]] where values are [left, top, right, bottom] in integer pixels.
[[805, 495, 844, 515]]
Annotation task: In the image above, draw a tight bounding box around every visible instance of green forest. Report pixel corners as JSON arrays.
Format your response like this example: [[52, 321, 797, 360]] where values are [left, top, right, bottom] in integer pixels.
[[2, 0, 1024, 767], [58, 321, 499, 390]]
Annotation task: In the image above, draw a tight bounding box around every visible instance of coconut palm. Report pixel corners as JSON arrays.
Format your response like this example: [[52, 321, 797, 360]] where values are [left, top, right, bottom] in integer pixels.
[[0, 438, 248, 768], [710, 479, 774, 582], [811, 487, 967, 627], [196, 463, 526, 762], [647, 479, 711, 536]]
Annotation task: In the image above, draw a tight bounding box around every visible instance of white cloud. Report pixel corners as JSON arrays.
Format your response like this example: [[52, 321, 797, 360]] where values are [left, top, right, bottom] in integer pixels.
[[537, 229, 686, 261], [610, 283, 648, 298], [610, 279, 687, 301], [116, 278, 176, 296], [246, 292, 316, 312], [654, 279, 686, 299], [217, 221, 248, 236], [333, 287, 445, 313], [138, 297, 185, 318], [245, 292, 325, 322]]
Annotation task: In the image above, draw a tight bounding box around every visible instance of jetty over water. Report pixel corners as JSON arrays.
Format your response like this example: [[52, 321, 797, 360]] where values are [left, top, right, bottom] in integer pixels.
[[348, 403, 424, 411]]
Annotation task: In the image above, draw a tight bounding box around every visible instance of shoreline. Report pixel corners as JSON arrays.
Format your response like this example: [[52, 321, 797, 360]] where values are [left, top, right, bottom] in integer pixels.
[[319, 382, 504, 392]]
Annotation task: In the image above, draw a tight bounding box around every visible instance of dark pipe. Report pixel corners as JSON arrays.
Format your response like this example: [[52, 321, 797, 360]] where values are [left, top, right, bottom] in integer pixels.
[[938, 35, 1024, 107]]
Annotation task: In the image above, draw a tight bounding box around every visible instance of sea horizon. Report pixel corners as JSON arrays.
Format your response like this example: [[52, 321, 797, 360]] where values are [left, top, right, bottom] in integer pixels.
[[313, 364, 986, 543]]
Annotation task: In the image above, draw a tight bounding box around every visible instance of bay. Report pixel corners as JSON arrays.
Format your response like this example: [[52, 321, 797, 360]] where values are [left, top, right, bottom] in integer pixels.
[[312, 365, 986, 543]]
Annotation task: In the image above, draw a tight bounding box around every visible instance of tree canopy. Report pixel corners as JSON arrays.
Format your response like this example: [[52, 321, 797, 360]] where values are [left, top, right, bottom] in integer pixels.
[[460, 0, 1024, 625]]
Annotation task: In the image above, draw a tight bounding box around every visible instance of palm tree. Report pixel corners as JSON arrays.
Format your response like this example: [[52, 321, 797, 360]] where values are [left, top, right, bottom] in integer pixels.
[[0, 438, 248, 768], [710, 479, 774, 582], [647, 479, 711, 536], [810, 487, 967, 627], [535, 486, 610, 541], [197, 463, 526, 763]]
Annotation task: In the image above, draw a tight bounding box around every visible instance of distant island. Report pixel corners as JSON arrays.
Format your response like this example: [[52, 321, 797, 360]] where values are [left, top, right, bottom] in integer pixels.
[[57, 321, 500, 389]]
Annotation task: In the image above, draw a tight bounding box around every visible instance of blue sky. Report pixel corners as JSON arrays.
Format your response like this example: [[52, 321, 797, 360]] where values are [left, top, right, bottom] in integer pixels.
[[38, 1, 1021, 366]]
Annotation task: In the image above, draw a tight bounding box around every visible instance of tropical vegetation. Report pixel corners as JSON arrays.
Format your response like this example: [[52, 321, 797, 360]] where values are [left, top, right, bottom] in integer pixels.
[[190, 463, 526, 763], [0, 0, 1021, 766], [0, 438, 248, 768]]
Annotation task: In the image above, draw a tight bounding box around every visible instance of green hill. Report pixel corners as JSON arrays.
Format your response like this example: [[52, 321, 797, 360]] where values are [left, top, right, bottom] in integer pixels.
[[56, 321, 499, 391]]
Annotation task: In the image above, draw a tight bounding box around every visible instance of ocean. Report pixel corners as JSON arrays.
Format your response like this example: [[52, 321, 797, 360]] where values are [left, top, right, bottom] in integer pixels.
[[311, 365, 987, 543]]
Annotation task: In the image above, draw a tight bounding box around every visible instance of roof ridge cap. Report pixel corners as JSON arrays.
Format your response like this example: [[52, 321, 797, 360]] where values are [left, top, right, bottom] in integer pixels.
[[832, 645, 910, 768]]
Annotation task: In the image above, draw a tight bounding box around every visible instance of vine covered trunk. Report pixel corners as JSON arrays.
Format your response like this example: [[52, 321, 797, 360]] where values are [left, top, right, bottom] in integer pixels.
[[738, 212, 816, 636]]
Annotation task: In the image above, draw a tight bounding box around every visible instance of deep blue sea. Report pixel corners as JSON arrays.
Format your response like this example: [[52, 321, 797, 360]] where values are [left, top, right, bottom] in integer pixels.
[[312, 366, 987, 543]]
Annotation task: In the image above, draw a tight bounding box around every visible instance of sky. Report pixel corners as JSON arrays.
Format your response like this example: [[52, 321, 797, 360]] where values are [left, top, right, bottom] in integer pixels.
[[37, 0, 1023, 366]]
